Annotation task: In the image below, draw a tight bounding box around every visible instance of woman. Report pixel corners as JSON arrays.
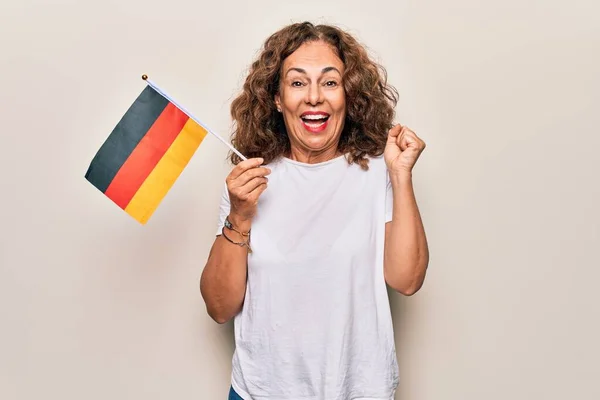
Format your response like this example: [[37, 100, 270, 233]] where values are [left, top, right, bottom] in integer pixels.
[[200, 21, 429, 400]]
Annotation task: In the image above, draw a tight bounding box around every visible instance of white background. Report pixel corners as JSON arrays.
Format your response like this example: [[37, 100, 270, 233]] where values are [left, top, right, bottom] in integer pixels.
[[1, 0, 599, 399]]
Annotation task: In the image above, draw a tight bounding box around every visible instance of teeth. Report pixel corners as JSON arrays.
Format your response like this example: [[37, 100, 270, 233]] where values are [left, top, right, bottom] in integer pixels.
[[303, 120, 326, 127], [302, 115, 328, 120]]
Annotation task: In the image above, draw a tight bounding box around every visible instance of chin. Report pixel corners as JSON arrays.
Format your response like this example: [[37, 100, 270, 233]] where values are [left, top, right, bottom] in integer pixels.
[[301, 135, 334, 149], [288, 122, 342, 152]]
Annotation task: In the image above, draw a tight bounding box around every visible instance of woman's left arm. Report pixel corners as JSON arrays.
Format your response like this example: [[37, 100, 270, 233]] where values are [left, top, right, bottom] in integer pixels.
[[383, 124, 429, 295]]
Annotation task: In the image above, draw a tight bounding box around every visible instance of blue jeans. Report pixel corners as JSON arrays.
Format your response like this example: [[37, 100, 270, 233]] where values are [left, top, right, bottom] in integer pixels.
[[228, 386, 243, 400]]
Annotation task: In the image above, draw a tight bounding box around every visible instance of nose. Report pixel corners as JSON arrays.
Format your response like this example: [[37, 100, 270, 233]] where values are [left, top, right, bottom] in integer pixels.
[[305, 82, 323, 106]]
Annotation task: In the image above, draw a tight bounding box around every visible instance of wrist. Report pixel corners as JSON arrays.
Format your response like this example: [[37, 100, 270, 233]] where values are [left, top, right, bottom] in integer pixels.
[[228, 212, 253, 232], [389, 170, 413, 186]]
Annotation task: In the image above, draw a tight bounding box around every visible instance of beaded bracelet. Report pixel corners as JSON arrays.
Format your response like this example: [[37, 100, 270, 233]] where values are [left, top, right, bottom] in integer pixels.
[[224, 216, 251, 237]]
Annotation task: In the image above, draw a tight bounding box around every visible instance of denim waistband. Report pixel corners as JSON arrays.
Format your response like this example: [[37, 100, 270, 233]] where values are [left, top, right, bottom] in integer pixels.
[[228, 385, 244, 400]]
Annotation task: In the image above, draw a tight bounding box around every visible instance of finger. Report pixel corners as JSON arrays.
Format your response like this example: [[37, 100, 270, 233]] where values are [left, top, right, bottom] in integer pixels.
[[229, 158, 264, 181], [233, 167, 271, 187], [229, 158, 264, 180], [395, 127, 407, 147], [387, 124, 403, 139], [397, 125, 417, 142], [237, 176, 269, 197], [248, 181, 268, 201], [400, 133, 417, 150], [402, 128, 425, 149]]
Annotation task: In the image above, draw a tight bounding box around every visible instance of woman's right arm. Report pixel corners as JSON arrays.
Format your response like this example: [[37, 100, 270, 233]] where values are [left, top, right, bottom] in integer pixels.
[[200, 158, 270, 324]]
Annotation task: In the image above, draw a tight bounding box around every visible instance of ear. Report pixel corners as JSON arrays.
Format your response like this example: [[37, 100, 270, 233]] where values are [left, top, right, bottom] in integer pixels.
[[274, 93, 281, 112]]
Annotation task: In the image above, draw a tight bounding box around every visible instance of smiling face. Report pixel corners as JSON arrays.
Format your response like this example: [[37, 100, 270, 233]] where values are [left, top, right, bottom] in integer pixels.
[[275, 40, 346, 163]]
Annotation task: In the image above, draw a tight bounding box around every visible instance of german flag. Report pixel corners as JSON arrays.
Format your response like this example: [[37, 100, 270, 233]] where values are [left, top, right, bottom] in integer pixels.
[[85, 84, 207, 224]]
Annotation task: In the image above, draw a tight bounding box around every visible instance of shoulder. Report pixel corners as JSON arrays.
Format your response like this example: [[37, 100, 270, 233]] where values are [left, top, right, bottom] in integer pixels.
[[367, 153, 386, 165], [362, 154, 388, 175]]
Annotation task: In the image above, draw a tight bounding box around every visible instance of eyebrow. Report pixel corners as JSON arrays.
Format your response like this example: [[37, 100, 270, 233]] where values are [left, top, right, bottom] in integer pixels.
[[284, 66, 342, 77]]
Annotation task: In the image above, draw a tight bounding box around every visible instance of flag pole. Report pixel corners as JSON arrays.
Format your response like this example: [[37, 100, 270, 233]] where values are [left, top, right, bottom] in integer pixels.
[[141, 74, 247, 161]]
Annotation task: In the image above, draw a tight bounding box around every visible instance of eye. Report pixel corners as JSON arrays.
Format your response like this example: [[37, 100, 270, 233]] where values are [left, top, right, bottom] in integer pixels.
[[291, 81, 304, 87], [324, 80, 338, 87]]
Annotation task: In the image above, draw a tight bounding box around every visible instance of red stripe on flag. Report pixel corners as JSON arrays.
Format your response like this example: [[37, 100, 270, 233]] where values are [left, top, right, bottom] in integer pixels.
[[104, 102, 189, 209]]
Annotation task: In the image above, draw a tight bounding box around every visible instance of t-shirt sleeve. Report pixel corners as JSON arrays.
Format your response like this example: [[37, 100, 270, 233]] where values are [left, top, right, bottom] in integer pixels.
[[385, 171, 393, 223], [215, 183, 231, 236]]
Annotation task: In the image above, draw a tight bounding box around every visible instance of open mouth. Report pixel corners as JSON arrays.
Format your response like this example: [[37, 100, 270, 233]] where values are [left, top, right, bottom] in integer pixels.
[[300, 112, 330, 133]]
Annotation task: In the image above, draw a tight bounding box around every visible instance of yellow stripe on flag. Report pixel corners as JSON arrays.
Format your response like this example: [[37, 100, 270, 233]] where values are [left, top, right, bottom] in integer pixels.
[[124, 118, 208, 224]]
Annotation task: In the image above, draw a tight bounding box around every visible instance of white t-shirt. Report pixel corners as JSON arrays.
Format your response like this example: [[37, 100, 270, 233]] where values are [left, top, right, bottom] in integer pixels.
[[216, 153, 398, 400]]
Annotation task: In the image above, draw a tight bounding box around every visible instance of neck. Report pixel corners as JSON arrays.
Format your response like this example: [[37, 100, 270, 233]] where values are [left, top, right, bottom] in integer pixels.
[[287, 146, 341, 164]]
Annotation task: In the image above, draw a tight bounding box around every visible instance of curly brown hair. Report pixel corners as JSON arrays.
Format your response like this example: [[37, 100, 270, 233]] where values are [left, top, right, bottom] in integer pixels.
[[229, 21, 399, 170]]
